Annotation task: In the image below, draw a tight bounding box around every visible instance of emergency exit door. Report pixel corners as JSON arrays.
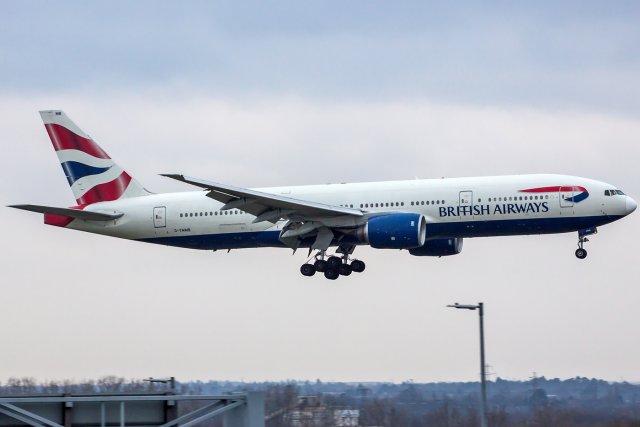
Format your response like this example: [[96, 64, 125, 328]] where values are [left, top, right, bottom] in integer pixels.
[[153, 206, 166, 228]]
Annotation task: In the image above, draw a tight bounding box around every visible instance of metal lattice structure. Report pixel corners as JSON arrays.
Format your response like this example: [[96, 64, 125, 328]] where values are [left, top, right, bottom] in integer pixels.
[[0, 392, 264, 427]]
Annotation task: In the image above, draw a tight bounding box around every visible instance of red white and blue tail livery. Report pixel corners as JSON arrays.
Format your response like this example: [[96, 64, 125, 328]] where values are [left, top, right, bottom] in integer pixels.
[[41, 110, 149, 205], [9, 111, 637, 279]]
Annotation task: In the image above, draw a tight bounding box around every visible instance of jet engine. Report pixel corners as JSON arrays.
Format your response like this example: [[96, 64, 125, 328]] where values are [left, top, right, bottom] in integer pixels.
[[409, 238, 463, 256], [358, 213, 427, 249]]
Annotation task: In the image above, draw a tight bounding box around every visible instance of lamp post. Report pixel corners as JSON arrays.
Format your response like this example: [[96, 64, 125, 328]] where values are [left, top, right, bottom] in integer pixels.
[[447, 302, 488, 427]]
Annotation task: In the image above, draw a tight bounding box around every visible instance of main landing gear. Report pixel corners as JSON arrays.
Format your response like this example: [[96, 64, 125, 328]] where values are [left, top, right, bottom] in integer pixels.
[[300, 249, 366, 280], [575, 227, 597, 260]]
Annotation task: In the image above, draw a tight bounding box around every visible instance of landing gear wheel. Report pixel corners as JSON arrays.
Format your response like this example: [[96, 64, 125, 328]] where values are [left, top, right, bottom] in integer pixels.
[[575, 248, 587, 259], [350, 260, 366, 273], [300, 264, 316, 276], [324, 268, 339, 280], [338, 263, 352, 276], [314, 259, 327, 272], [326, 256, 342, 269]]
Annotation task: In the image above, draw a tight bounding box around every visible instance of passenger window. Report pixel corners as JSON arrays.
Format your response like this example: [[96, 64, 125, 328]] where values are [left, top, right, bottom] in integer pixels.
[[401, 202, 404, 206]]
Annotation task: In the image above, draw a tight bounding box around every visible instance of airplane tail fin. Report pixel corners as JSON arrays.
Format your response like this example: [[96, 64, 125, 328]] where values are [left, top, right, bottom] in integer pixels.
[[40, 110, 150, 205]]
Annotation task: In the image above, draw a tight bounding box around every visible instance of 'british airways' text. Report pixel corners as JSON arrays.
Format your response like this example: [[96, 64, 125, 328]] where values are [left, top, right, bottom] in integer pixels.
[[439, 202, 549, 217]]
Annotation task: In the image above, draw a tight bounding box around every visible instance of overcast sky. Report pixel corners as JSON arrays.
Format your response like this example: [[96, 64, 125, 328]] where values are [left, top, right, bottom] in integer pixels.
[[1, 1, 639, 384]]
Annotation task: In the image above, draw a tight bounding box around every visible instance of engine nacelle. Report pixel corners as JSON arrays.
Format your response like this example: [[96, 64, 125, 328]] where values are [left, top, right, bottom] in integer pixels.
[[359, 213, 427, 249], [409, 238, 463, 256]]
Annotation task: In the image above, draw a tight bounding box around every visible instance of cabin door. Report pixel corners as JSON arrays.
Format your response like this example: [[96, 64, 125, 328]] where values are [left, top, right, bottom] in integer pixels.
[[559, 187, 574, 208], [459, 191, 474, 219], [153, 206, 166, 228]]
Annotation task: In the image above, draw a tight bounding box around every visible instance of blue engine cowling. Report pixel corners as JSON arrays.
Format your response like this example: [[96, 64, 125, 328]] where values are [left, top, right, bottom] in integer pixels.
[[409, 238, 463, 256], [361, 213, 427, 249]]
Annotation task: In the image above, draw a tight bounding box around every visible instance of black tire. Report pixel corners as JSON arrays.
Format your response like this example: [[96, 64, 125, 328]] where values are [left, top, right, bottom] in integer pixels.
[[338, 263, 352, 276], [324, 268, 339, 280], [300, 263, 316, 276], [314, 259, 327, 272], [327, 256, 342, 269], [351, 260, 366, 273], [575, 248, 587, 259]]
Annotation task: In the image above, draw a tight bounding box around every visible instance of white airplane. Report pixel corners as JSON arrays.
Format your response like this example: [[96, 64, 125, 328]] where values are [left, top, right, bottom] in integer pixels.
[[10, 111, 637, 280]]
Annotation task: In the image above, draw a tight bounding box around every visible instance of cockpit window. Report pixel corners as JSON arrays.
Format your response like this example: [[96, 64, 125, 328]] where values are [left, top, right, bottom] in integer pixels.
[[605, 190, 610, 196], [605, 189, 626, 196], [616, 190, 625, 195]]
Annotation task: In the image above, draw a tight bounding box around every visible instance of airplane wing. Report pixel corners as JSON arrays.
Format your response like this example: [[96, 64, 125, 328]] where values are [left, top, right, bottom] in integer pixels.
[[162, 174, 366, 250], [161, 174, 364, 222], [8, 204, 123, 221]]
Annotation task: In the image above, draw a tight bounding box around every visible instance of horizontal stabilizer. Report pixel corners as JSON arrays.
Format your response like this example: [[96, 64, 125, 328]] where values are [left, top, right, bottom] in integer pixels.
[[8, 204, 123, 221]]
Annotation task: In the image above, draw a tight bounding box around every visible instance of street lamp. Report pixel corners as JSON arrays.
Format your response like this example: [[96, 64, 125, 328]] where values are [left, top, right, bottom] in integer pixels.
[[447, 302, 488, 427]]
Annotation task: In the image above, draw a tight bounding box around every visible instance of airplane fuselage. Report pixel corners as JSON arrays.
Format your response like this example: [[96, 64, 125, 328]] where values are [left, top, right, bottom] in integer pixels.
[[67, 174, 633, 250]]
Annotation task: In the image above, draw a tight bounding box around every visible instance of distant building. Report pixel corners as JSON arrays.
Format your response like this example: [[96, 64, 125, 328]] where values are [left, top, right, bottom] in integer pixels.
[[285, 396, 360, 427], [333, 409, 359, 426]]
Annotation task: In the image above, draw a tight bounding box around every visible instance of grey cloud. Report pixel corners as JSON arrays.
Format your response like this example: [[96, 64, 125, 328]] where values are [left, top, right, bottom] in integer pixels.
[[1, 2, 639, 113]]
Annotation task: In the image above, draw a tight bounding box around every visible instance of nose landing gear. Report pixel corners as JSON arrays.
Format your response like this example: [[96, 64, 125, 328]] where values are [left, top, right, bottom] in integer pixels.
[[575, 227, 597, 259]]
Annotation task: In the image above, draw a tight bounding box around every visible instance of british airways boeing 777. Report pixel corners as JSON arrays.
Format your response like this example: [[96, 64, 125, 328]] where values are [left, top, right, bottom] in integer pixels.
[[9, 111, 637, 279]]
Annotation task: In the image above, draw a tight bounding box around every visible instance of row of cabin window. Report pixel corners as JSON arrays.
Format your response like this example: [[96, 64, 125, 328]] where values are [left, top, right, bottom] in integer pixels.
[[179, 210, 243, 218], [179, 193, 554, 218], [411, 200, 446, 206], [360, 202, 407, 208], [486, 195, 549, 202]]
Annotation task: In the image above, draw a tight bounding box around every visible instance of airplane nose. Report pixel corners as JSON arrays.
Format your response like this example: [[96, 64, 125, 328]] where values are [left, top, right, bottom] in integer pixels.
[[626, 197, 637, 215]]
